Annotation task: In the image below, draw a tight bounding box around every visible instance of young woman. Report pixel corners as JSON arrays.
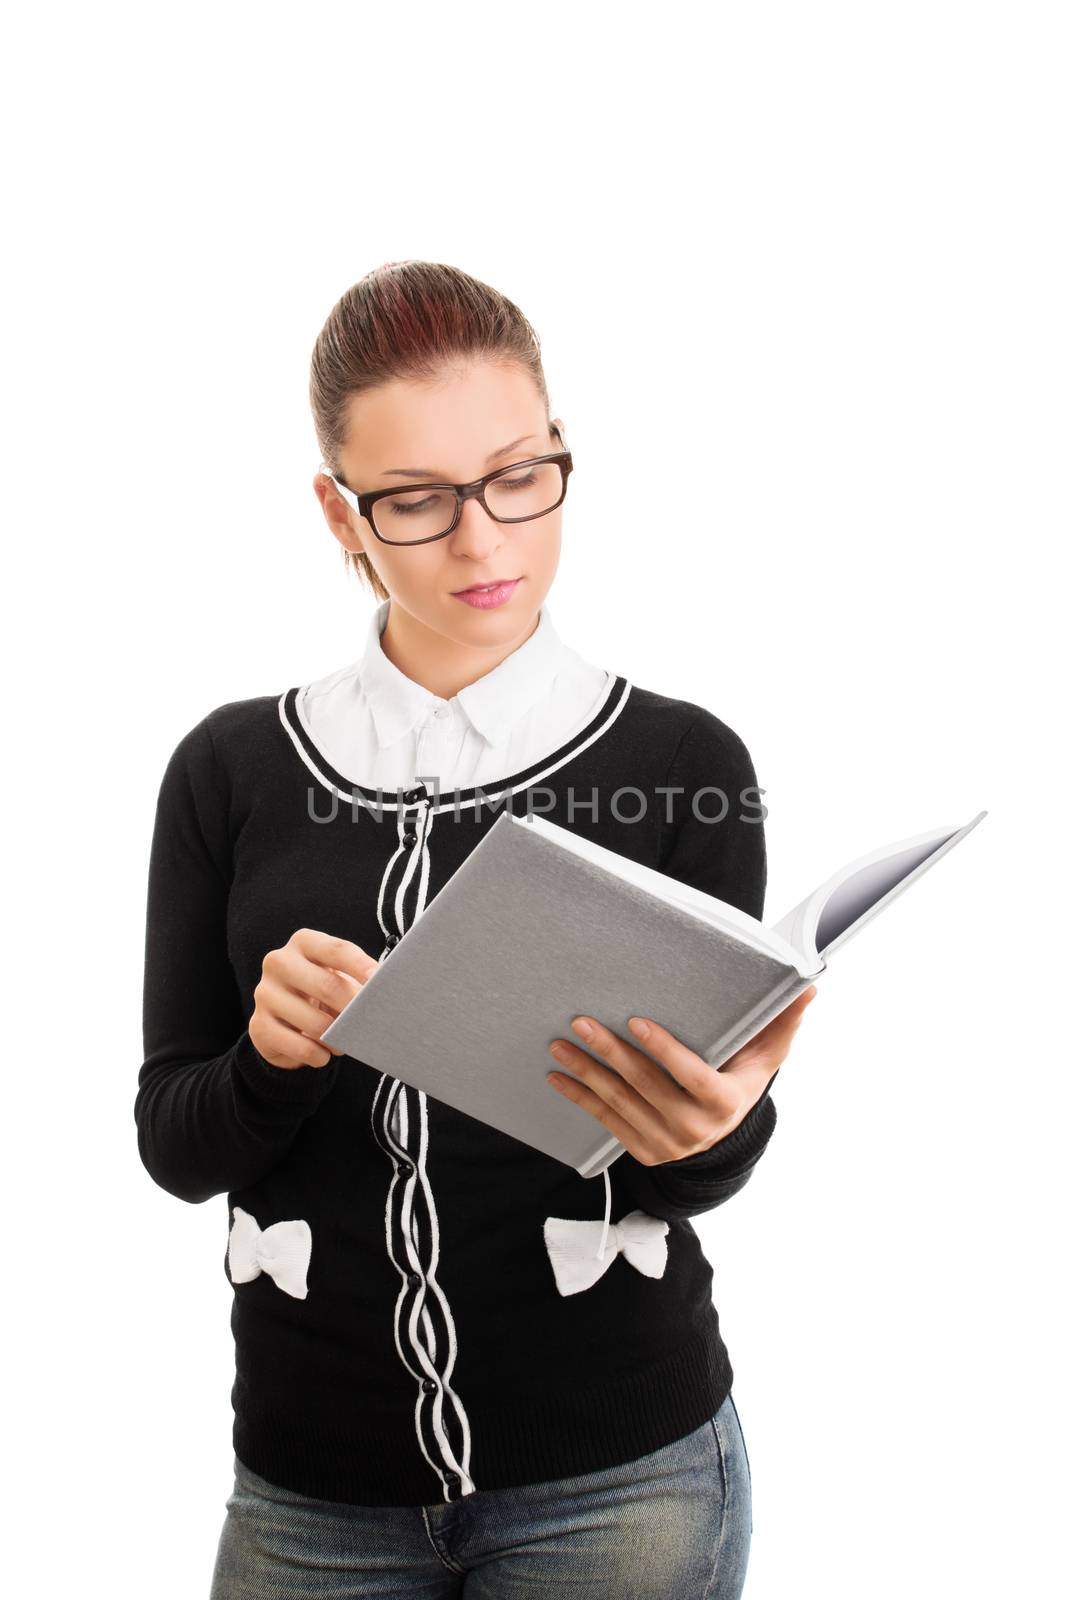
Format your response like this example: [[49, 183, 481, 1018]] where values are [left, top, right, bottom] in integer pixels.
[[137, 261, 815, 1599]]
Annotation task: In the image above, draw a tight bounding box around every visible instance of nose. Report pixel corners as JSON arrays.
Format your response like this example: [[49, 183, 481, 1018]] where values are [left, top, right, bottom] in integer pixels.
[[447, 493, 507, 557]]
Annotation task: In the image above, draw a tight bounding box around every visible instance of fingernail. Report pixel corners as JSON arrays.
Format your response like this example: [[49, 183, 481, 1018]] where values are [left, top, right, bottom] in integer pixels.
[[573, 1018, 594, 1039], [630, 1018, 650, 1039]]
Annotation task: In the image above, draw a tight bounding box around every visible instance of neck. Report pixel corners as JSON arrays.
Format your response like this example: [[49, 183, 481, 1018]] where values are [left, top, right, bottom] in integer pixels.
[[379, 599, 541, 700]]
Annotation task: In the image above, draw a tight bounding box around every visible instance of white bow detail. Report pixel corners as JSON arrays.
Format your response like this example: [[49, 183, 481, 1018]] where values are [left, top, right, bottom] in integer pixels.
[[227, 1206, 312, 1300], [543, 1208, 669, 1297]]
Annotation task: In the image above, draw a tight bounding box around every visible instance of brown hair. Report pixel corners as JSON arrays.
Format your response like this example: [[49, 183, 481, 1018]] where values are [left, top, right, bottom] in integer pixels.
[[309, 261, 553, 601]]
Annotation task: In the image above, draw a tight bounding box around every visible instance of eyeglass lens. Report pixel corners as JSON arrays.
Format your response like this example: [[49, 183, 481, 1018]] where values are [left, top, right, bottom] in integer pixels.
[[372, 461, 565, 542]]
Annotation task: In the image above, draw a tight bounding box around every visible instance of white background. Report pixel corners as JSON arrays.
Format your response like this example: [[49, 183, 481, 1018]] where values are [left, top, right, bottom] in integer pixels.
[[4, 3, 1063, 1595]]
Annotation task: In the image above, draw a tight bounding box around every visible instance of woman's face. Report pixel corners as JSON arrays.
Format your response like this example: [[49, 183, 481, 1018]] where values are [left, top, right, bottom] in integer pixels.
[[315, 360, 564, 651]]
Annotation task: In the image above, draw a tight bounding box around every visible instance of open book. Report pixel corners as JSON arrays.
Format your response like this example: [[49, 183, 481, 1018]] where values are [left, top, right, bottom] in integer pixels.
[[321, 809, 987, 1179]]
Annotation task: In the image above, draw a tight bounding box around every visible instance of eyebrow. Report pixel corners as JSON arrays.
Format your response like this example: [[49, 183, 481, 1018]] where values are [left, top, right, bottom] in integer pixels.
[[381, 434, 538, 480]]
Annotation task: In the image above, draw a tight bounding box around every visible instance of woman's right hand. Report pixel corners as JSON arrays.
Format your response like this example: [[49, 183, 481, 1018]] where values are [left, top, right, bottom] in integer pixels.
[[249, 927, 381, 1069]]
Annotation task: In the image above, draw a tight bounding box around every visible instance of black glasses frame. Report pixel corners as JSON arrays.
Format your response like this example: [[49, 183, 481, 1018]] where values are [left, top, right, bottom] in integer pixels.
[[325, 422, 573, 546]]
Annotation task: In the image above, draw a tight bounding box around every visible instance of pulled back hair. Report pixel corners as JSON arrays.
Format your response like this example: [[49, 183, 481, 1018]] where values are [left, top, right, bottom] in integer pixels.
[[309, 261, 553, 601]]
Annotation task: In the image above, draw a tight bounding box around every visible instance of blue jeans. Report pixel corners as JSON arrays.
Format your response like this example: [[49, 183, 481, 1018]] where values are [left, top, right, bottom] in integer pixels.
[[209, 1389, 753, 1598]]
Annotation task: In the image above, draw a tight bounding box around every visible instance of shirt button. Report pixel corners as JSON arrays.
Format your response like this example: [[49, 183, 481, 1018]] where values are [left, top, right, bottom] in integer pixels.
[[434, 705, 450, 719], [421, 1377, 437, 1393]]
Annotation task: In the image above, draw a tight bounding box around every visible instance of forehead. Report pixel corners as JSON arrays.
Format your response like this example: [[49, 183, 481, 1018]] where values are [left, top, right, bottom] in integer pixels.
[[342, 361, 546, 470]]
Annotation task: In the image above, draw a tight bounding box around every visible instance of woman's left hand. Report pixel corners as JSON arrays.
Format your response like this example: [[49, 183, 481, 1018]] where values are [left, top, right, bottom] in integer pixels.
[[546, 985, 818, 1166]]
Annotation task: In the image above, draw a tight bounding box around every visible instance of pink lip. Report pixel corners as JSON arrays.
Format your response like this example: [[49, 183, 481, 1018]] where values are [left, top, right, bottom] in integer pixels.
[[450, 578, 523, 609]]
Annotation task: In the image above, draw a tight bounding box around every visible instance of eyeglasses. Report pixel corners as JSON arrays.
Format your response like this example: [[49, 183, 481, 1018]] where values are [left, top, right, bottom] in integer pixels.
[[319, 422, 573, 546]]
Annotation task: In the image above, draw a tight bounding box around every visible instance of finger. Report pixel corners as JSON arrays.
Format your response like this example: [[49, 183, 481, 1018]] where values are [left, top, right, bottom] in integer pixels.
[[257, 972, 349, 1042], [545, 1060, 664, 1165], [618, 1014, 737, 1114], [752, 982, 818, 1041], [291, 951, 365, 1018], [717, 985, 817, 1078], [549, 1017, 702, 1152], [253, 1015, 334, 1070], [284, 935, 376, 1020], [290, 928, 381, 985], [264, 936, 377, 1057]]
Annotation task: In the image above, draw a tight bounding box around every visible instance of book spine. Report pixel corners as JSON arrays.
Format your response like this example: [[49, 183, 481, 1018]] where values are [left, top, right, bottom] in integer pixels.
[[701, 969, 819, 1071], [577, 1135, 624, 1180]]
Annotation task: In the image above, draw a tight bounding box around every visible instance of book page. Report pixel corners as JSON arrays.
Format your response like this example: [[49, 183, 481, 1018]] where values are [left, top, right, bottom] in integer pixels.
[[771, 811, 987, 966]]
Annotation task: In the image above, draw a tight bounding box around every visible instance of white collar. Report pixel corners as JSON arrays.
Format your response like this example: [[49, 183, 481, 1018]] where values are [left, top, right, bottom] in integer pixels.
[[360, 599, 572, 750]]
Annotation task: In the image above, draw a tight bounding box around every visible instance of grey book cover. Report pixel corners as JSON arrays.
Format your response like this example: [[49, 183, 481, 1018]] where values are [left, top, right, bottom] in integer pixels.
[[322, 808, 986, 1179]]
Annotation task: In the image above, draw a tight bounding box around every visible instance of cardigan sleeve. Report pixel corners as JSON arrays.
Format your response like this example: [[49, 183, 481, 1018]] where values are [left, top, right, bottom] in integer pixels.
[[135, 713, 341, 1205], [611, 708, 779, 1224]]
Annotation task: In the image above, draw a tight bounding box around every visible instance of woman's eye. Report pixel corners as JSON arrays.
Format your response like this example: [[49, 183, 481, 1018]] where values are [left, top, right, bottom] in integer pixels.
[[497, 471, 536, 492], [390, 496, 438, 516]]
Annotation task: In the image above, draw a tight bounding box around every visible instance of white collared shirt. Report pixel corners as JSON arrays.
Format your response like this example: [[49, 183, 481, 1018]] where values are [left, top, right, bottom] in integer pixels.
[[295, 598, 610, 795]]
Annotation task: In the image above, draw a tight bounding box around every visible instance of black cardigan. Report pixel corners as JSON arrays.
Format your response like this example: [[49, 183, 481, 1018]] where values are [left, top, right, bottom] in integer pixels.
[[136, 671, 779, 1506]]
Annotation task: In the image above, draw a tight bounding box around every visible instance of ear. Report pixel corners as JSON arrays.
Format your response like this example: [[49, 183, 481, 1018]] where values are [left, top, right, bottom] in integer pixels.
[[314, 471, 370, 557]]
